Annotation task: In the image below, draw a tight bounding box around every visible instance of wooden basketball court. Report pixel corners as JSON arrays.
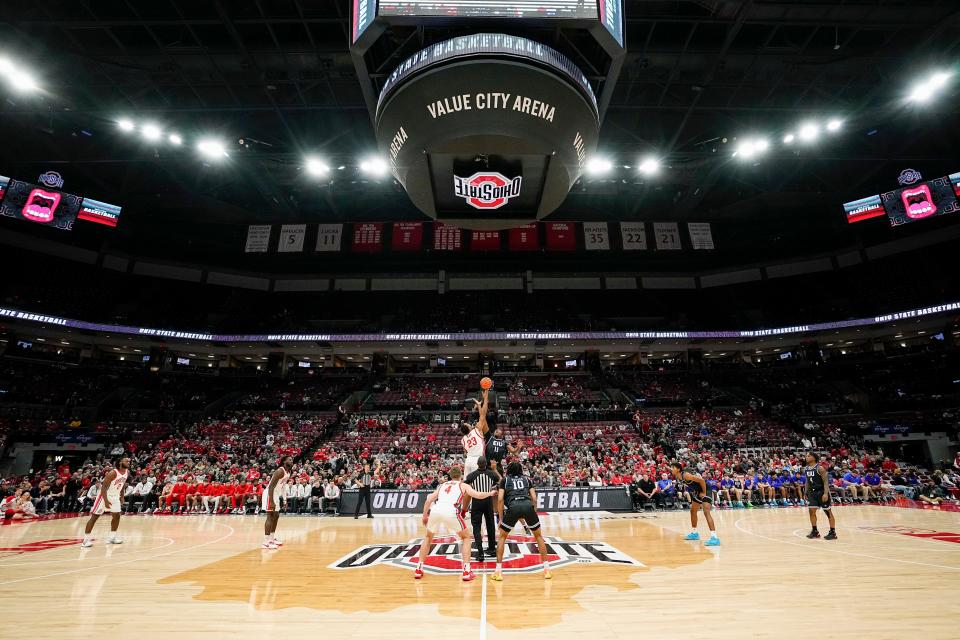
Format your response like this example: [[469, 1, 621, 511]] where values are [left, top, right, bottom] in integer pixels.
[[2, 505, 958, 639]]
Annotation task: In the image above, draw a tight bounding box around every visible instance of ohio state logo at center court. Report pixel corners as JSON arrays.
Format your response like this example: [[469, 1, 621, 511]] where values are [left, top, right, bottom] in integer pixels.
[[453, 172, 522, 210], [328, 534, 643, 575]]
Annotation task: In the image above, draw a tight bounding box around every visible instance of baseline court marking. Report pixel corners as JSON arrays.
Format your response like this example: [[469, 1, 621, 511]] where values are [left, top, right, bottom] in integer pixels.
[[0, 536, 175, 566], [0, 523, 236, 586], [733, 518, 960, 572]]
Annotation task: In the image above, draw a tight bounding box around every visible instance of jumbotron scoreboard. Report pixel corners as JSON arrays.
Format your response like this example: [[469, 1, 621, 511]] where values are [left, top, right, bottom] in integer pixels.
[[351, 0, 625, 230]]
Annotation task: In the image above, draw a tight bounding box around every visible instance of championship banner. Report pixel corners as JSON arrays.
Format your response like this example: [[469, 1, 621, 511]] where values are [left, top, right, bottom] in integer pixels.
[[315, 223, 343, 252], [620, 222, 647, 250], [687, 222, 715, 250], [391, 222, 424, 251], [545, 221, 577, 251], [433, 222, 463, 251], [244, 225, 271, 253], [338, 487, 632, 516], [583, 222, 610, 250], [508, 223, 539, 251], [352, 222, 384, 252], [653, 222, 682, 250], [277, 224, 306, 253], [469, 230, 501, 251]]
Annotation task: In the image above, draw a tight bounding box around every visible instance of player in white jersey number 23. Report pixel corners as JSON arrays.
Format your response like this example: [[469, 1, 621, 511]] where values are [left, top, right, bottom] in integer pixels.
[[460, 387, 490, 478]]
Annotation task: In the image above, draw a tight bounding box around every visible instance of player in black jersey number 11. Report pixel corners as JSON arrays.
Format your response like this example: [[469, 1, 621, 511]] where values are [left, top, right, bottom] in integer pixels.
[[804, 452, 837, 540]]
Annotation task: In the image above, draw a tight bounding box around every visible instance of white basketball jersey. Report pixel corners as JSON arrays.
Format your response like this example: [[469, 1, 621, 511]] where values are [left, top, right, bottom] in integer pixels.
[[107, 468, 128, 499], [435, 481, 464, 509], [276, 467, 291, 492], [462, 428, 483, 458]]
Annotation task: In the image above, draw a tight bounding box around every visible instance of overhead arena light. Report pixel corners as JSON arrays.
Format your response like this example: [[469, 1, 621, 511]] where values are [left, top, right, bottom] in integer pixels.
[[798, 122, 820, 143], [637, 156, 661, 176], [585, 156, 613, 176], [782, 133, 796, 144], [168, 133, 183, 146], [734, 137, 770, 159], [141, 123, 162, 142], [117, 118, 135, 133], [8, 69, 38, 93], [359, 156, 389, 176], [305, 156, 330, 177], [197, 138, 228, 159], [907, 70, 953, 103], [826, 118, 844, 132]]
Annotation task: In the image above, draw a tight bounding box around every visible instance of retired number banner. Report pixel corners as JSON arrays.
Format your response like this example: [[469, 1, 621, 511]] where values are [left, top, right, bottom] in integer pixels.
[[277, 224, 306, 252], [653, 222, 682, 250], [620, 222, 647, 250], [315, 223, 343, 252], [583, 222, 610, 250]]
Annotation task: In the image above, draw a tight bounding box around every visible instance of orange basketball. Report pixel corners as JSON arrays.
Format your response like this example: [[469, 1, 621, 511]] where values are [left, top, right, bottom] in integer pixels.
[[480, 377, 493, 390]]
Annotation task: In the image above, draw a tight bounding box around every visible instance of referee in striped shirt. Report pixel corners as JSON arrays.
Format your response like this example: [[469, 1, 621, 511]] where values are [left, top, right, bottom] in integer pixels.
[[465, 457, 501, 563]]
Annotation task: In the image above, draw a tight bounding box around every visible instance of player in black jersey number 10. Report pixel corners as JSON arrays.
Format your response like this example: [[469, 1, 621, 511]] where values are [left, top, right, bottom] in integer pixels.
[[491, 462, 552, 581], [670, 462, 720, 546], [804, 452, 837, 540]]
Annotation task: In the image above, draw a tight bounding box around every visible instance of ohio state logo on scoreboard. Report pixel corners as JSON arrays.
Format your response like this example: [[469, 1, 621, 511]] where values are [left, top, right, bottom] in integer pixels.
[[328, 534, 643, 575], [453, 172, 522, 210]]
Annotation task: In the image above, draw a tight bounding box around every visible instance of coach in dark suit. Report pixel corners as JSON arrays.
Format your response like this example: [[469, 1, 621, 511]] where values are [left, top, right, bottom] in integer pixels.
[[465, 457, 501, 563]]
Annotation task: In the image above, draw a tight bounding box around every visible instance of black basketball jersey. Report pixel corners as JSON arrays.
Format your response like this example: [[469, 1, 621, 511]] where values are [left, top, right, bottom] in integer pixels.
[[486, 436, 507, 462], [680, 468, 703, 495], [805, 465, 825, 493], [500, 474, 533, 506]]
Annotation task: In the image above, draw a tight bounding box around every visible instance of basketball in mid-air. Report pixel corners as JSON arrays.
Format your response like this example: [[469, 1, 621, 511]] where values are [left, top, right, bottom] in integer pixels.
[[480, 377, 493, 390]]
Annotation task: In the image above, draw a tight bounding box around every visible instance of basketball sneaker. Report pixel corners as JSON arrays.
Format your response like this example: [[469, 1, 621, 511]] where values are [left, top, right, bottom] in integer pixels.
[[413, 567, 424, 579], [824, 530, 838, 540], [684, 532, 700, 541], [491, 573, 503, 582], [108, 536, 123, 544], [806, 530, 821, 539], [544, 568, 552, 580], [461, 571, 476, 582], [81, 539, 93, 548], [272, 537, 283, 546], [704, 535, 720, 546], [262, 540, 279, 550]]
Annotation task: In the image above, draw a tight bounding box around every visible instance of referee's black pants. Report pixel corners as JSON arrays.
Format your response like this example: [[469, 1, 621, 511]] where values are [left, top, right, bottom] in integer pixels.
[[354, 487, 372, 518], [471, 498, 497, 560]]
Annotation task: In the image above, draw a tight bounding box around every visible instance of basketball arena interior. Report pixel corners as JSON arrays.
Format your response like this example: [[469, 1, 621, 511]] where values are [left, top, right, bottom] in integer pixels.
[[1, 1, 959, 638]]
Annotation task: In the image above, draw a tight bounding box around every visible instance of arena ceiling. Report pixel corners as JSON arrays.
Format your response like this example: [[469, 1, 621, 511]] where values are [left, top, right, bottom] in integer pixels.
[[0, 0, 959, 262]]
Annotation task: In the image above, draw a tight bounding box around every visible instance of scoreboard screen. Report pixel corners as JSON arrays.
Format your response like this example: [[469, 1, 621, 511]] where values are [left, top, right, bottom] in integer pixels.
[[378, 1, 599, 19], [78, 197, 123, 227], [0, 178, 82, 231], [881, 176, 959, 227]]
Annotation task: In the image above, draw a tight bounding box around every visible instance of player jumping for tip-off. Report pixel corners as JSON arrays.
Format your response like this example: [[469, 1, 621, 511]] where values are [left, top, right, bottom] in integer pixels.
[[460, 387, 490, 478]]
